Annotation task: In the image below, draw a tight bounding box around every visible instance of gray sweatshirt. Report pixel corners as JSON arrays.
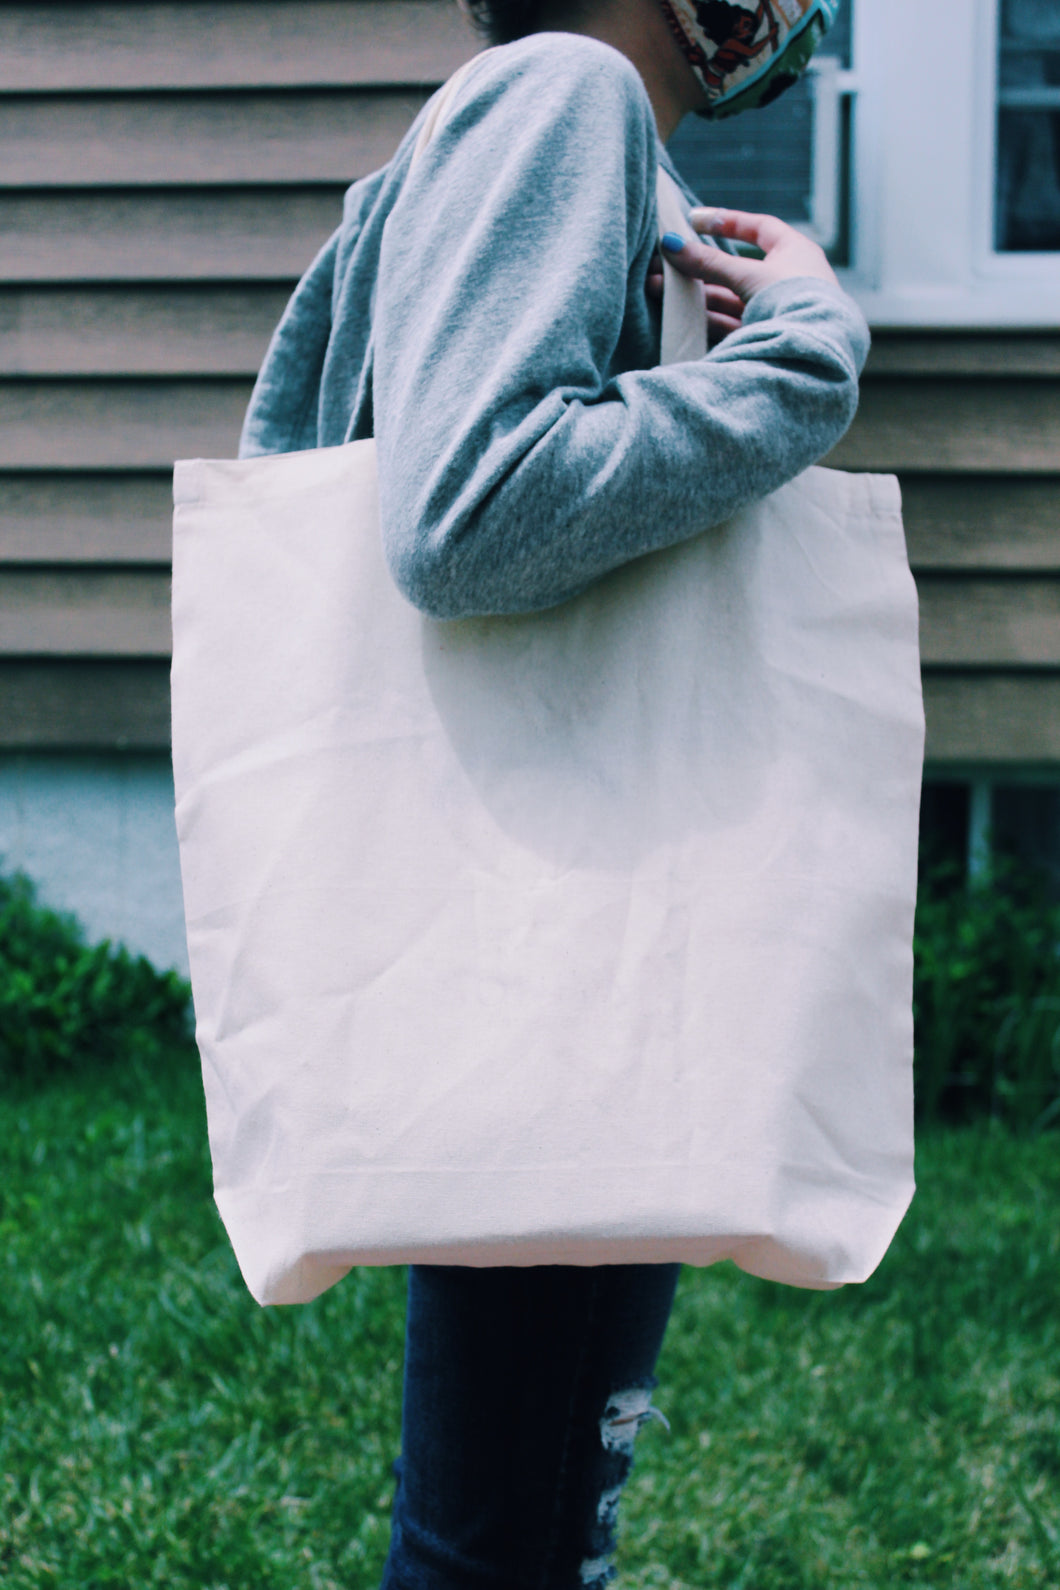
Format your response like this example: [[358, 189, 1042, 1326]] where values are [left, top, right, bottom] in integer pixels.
[[240, 31, 870, 619]]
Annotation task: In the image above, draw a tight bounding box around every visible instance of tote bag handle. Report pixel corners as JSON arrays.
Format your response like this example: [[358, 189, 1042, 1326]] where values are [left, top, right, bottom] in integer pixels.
[[656, 167, 708, 365]]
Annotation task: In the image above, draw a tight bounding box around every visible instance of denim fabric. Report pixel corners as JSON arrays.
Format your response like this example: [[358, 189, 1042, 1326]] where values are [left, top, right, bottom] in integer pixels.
[[381, 1263, 681, 1590], [240, 32, 870, 620]]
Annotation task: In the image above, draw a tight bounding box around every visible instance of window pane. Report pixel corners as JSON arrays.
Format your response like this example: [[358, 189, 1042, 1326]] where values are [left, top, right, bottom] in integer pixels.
[[668, 76, 815, 219], [667, 2, 854, 262], [993, 785, 1060, 895], [996, 0, 1060, 251]]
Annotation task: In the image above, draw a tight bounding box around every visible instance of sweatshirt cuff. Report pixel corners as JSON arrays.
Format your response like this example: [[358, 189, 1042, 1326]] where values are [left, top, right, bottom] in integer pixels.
[[741, 276, 871, 374]]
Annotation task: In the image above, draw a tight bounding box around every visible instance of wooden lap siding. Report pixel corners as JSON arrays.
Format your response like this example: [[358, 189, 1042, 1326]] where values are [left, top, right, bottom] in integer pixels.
[[829, 337, 1060, 764], [1, 2, 1058, 764], [0, 1, 473, 749]]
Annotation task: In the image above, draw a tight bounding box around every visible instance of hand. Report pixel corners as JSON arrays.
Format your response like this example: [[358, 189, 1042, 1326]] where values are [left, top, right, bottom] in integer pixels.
[[660, 207, 838, 309], [645, 247, 746, 348]]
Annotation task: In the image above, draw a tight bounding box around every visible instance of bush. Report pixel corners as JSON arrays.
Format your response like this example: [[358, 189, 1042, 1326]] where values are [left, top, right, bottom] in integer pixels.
[[914, 861, 1060, 1133], [0, 872, 191, 1082]]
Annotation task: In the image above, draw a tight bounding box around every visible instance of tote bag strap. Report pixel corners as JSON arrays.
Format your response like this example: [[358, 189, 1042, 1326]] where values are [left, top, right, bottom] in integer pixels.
[[411, 50, 497, 167], [656, 166, 708, 365], [411, 54, 706, 365]]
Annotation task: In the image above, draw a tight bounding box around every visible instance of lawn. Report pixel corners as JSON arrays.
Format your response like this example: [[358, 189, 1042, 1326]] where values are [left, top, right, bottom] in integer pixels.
[[1, 1050, 1057, 1589]]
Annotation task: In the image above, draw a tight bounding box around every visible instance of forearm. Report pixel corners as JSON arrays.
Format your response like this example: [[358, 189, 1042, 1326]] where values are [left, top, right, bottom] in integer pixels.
[[379, 277, 869, 620]]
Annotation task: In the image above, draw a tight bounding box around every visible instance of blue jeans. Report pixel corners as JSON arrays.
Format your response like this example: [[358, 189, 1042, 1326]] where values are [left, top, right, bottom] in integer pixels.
[[380, 1262, 681, 1590]]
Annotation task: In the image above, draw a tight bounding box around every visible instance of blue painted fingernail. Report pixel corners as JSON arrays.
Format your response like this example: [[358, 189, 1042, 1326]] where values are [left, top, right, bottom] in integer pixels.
[[661, 231, 686, 252]]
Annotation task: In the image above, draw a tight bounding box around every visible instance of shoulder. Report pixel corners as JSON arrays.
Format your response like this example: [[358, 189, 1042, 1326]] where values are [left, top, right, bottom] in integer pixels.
[[474, 30, 649, 93], [452, 32, 656, 141], [387, 31, 659, 273], [413, 32, 658, 231]]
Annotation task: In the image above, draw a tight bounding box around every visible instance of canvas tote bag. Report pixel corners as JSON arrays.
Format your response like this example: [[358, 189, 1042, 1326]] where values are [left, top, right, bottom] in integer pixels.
[[172, 61, 925, 1307]]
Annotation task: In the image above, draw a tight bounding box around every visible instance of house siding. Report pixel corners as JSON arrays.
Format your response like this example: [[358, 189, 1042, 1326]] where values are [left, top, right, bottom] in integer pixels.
[[830, 335, 1060, 767], [0, 0, 1057, 768]]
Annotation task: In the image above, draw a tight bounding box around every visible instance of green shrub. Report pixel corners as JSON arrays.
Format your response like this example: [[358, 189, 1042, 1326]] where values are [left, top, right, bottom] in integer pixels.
[[914, 861, 1060, 1132], [0, 872, 191, 1082]]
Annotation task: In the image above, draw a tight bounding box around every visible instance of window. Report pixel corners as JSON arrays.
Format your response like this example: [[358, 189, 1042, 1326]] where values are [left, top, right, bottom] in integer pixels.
[[996, 0, 1060, 251], [921, 777, 1060, 893], [668, 3, 855, 263], [668, 0, 1060, 325]]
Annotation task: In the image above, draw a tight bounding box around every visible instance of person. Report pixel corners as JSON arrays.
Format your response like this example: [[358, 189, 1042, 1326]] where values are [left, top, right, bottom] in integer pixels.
[[240, 1, 868, 1583]]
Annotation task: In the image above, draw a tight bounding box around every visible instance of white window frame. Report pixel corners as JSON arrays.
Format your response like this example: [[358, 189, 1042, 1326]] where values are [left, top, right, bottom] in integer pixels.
[[835, 0, 1060, 326]]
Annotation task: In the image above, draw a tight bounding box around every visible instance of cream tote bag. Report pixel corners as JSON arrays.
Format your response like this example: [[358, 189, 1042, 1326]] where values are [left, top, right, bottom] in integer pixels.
[[172, 63, 925, 1307]]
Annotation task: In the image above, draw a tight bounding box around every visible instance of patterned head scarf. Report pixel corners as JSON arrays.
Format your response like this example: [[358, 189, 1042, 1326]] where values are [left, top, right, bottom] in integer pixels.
[[657, 0, 842, 119]]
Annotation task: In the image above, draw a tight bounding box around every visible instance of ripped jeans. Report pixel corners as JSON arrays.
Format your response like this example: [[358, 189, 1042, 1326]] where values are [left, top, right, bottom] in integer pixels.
[[380, 1263, 681, 1590]]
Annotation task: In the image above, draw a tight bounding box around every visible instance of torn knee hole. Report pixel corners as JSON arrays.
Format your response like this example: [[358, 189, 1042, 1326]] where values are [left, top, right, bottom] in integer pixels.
[[577, 1384, 672, 1587], [599, 1383, 671, 1454]]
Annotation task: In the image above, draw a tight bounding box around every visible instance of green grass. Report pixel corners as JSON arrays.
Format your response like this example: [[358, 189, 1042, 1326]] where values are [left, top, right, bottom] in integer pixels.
[[621, 1130, 1060, 1589], [2, 1052, 1057, 1590]]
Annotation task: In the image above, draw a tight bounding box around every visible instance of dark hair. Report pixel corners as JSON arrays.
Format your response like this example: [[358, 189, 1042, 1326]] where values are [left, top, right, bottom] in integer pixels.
[[462, 1, 548, 44], [694, 1, 756, 45]]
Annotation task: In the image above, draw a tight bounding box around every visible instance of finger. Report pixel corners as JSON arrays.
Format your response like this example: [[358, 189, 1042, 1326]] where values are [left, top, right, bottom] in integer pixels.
[[707, 310, 744, 347], [688, 206, 791, 254], [650, 259, 741, 323], [704, 284, 744, 320], [660, 231, 732, 280], [661, 232, 764, 301]]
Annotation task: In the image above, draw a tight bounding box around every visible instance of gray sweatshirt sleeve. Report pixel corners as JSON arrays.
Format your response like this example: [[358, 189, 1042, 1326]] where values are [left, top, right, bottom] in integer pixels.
[[373, 34, 870, 620]]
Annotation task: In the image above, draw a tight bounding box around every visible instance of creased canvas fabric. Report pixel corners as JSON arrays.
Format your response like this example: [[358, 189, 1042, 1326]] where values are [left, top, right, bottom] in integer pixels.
[[172, 192, 923, 1299]]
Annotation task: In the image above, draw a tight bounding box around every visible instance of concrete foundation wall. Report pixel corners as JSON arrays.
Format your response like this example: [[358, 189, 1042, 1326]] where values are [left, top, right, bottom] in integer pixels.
[[0, 752, 187, 975]]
